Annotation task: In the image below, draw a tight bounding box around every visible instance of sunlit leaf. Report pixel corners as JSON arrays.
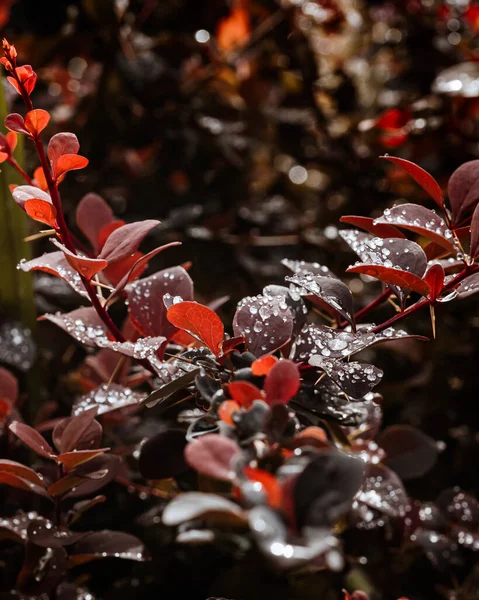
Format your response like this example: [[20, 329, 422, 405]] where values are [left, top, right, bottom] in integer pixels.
[[24, 199, 57, 227], [51, 239, 108, 280], [24, 109, 50, 136], [381, 156, 444, 208], [167, 301, 224, 356]]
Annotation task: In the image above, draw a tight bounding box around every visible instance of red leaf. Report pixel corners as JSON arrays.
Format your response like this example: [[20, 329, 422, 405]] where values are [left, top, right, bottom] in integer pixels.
[[5, 131, 17, 153], [0, 366, 18, 403], [51, 239, 108, 280], [97, 220, 125, 251], [9, 422, 55, 459], [251, 355, 278, 376], [57, 449, 109, 470], [103, 251, 143, 286], [0, 459, 46, 487], [98, 219, 161, 263], [4, 112, 29, 135], [9, 65, 37, 95], [24, 109, 50, 136], [374, 204, 455, 252], [347, 264, 431, 296], [53, 154, 89, 180], [382, 156, 444, 208], [243, 466, 282, 508], [263, 359, 300, 406], [227, 381, 265, 407], [218, 400, 241, 425], [76, 193, 115, 252], [24, 199, 57, 227], [423, 264, 445, 300], [221, 336, 244, 355], [33, 166, 48, 191], [470, 202, 479, 259], [339, 215, 405, 238], [47, 132, 79, 165], [167, 301, 224, 356], [184, 434, 241, 481], [217, 5, 250, 52]]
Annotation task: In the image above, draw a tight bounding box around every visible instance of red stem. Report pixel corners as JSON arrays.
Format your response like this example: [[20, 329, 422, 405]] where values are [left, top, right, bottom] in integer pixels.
[[7, 156, 34, 184], [10, 67, 157, 375]]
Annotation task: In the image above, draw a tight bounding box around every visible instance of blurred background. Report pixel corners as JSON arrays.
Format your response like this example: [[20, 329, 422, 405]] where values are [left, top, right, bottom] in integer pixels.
[[0, 1, 478, 598]]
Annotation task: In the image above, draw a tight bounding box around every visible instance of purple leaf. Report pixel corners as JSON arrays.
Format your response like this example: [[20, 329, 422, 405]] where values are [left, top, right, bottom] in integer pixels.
[[48, 132, 80, 164], [339, 215, 406, 238], [40, 307, 109, 347], [53, 417, 102, 454], [18, 252, 89, 299], [27, 520, 86, 548], [57, 407, 99, 453], [72, 384, 144, 416], [162, 492, 245, 526], [282, 259, 338, 279], [354, 464, 409, 520], [184, 434, 241, 481], [76, 193, 115, 252], [64, 455, 121, 498], [9, 422, 55, 459], [286, 272, 355, 329], [0, 366, 18, 403], [374, 204, 455, 252], [98, 219, 161, 263], [448, 159, 479, 223], [263, 359, 300, 406], [233, 293, 293, 357], [309, 356, 383, 399], [378, 425, 438, 479], [126, 266, 194, 338]]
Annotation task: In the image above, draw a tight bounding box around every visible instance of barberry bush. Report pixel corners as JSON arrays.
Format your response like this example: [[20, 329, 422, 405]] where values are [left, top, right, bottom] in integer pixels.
[[1, 38, 479, 600]]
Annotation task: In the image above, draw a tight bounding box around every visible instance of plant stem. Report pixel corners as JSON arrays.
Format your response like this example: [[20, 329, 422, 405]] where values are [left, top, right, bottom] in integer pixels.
[[7, 155, 33, 184]]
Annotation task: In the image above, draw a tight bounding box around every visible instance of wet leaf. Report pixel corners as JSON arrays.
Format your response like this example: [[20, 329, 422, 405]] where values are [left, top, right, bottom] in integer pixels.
[[374, 204, 454, 252], [70, 530, 148, 564], [9, 422, 55, 459], [184, 434, 241, 481], [40, 307, 108, 347], [51, 239, 108, 280], [27, 520, 86, 548], [339, 215, 406, 238], [72, 384, 144, 416], [143, 367, 197, 409], [381, 156, 444, 208], [0, 472, 50, 498], [378, 425, 438, 479], [347, 264, 430, 296], [167, 301, 224, 356], [0, 459, 46, 488], [310, 357, 383, 399], [282, 259, 338, 279], [18, 252, 89, 299], [233, 294, 293, 357], [126, 266, 194, 339], [57, 449, 109, 470], [456, 273, 479, 298], [469, 202, 479, 259], [354, 464, 408, 521]]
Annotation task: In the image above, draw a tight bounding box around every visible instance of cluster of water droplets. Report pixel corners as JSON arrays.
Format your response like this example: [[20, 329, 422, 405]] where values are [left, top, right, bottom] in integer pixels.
[[374, 204, 453, 240], [0, 511, 39, 541], [72, 384, 145, 416], [0, 320, 36, 371]]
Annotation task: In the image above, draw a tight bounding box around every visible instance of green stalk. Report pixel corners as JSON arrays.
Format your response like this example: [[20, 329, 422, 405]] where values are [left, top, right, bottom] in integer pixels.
[[0, 76, 35, 330]]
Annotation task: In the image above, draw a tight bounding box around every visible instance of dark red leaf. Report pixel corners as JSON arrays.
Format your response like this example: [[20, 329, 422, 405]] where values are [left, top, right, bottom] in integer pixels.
[[58, 407, 99, 453], [103, 250, 143, 286], [4, 112, 29, 135], [98, 219, 161, 263], [184, 434, 241, 481], [24, 109, 50, 136], [456, 273, 479, 299], [18, 251, 89, 299], [339, 215, 405, 238], [53, 154, 88, 179], [167, 301, 224, 356], [57, 449, 109, 470], [9, 421, 55, 459], [0, 366, 18, 403], [47, 132, 79, 164], [233, 294, 293, 357], [0, 472, 50, 498], [227, 381, 265, 407], [70, 530, 148, 564], [40, 307, 109, 347], [76, 193, 115, 252], [423, 264, 445, 300], [221, 335, 244, 355], [0, 459, 46, 487], [53, 417, 102, 454], [469, 202, 479, 259], [125, 266, 194, 339], [24, 199, 57, 227], [448, 159, 479, 223], [381, 156, 444, 208], [51, 239, 108, 280], [378, 425, 438, 479], [27, 520, 86, 548], [310, 356, 383, 399], [263, 360, 300, 406], [374, 204, 455, 251], [282, 259, 338, 279]]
